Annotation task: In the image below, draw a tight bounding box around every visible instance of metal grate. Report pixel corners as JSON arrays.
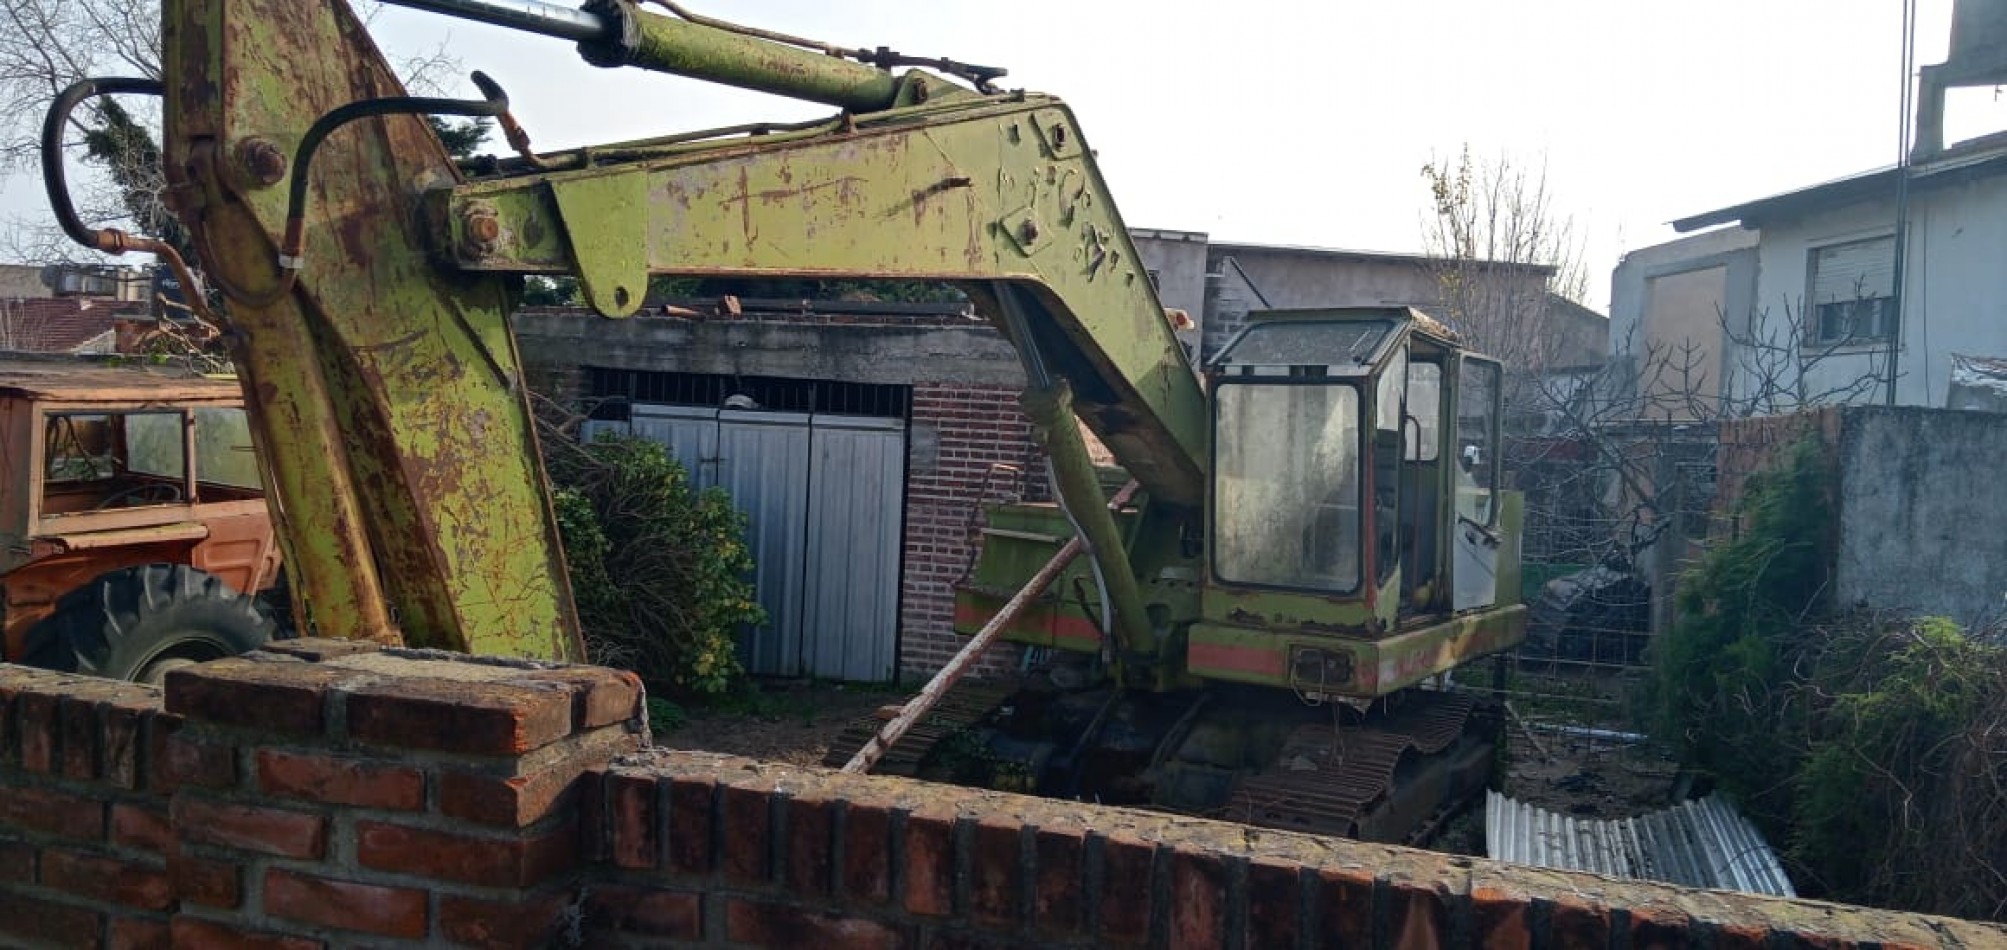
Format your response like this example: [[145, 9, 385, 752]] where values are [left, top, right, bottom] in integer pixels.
[[585, 368, 911, 420]]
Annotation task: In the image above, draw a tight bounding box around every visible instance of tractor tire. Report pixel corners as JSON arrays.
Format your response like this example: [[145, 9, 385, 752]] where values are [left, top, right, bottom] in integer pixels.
[[20, 564, 276, 685]]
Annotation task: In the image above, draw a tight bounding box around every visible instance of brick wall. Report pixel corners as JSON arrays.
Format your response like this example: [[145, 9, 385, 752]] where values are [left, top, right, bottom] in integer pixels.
[[4, 646, 2005, 948], [1713, 407, 1841, 527], [901, 383, 1047, 678], [0, 641, 645, 948]]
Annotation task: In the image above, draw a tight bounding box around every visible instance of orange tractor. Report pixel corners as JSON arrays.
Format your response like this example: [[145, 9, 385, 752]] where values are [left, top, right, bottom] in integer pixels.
[[0, 356, 283, 683]]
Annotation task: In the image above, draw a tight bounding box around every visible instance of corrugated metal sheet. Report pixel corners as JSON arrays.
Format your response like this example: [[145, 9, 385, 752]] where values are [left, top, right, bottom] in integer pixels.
[[1486, 791, 1795, 898], [801, 414, 905, 682], [714, 409, 812, 677], [596, 404, 905, 680]]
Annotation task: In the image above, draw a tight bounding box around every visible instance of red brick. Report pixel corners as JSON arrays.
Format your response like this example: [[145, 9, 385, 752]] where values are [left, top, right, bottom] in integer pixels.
[[265, 868, 428, 939], [513, 666, 643, 728], [843, 802, 894, 903], [98, 698, 153, 789], [1470, 885, 1531, 950], [355, 818, 575, 888], [1550, 897, 1613, 949], [585, 886, 702, 940], [1713, 921, 1774, 950], [720, 782, 770, 883], [163, 657, 345, 735], [787, 792, 837, 894], [440, 891, 577, 949], [1099, 834, 1157, 942], [0, 892, 101, 948], [257, 637, 381, 661], [40, 848, 172, 910], [1168, 849, 1228, 950], [256, 748, 423, 810], [606, 772, 657, 868], [1384, 877, 1451, 948], [1630, 904, 1693, 950], [170, 917, 323, 950], [18, 689, 60, 771], [109, 918, 170, 950], [149, 729, 236, 792], [666, 775, 716, 873], [441, 761, 588, 828], [1317, 866, 1376, 950], [111, 802, 173, 853], [1245, 859, 1302, 950], [169, 851, 242, 908], [0, 782, 104, 839], [970, 818, 1022, 926], [58, 689, 106, 779], [172, 797, 326, 858], [724, 898, 908, 949], [346, 680, 571, 755], [903, 811, 957, 917], [1031, 826, 1085, 935]]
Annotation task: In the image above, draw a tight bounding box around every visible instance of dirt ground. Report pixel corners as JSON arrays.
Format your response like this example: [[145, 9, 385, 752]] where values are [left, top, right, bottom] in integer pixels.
[[654, 680, 890, 768], [654, 676, 1682, 853]]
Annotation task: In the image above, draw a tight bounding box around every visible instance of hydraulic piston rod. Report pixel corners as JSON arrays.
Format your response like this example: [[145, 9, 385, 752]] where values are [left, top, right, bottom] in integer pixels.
[[379, 0, 605, 42], [380, 0, 903, 112]]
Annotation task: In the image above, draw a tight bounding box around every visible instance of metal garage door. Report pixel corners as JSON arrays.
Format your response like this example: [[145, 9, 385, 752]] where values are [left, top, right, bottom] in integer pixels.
[[585, 404, 905, 680]]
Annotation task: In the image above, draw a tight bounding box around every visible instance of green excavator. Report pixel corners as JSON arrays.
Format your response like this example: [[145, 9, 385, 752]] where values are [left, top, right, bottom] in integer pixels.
[[43, 0, 1524, 843]]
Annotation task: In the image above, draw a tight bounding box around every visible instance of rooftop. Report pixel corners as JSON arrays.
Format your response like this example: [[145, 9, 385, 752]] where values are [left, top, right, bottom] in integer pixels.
[[0, 296, 145, 355], [1673, 131, 2007, 232], [1207, 238, 1557, 274], [0, 353, 240, 403]]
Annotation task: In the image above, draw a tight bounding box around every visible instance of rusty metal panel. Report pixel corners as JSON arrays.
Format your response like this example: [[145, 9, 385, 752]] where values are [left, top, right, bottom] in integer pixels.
[[714, 409, 811, 677], [802, 413, 905, 682]]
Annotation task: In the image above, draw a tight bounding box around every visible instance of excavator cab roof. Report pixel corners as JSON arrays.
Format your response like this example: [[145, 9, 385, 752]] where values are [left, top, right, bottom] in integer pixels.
[[1211, 307, 1462, 377]]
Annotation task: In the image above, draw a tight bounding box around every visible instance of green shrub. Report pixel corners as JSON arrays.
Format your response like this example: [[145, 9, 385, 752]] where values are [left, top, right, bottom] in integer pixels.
[[1788, 617, 2004, 909], [1649, 434, 2007, 917], [1648, 436, 1831, 824], [546, 432, 763, 696]]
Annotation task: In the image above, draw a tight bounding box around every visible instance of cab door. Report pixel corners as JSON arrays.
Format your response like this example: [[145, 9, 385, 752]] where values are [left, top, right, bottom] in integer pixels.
[[1451, 356, 1503, 611]]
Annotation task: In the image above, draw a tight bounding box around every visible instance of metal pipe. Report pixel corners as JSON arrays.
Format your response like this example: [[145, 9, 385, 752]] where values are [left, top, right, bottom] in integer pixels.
[[382, 0, 901, 112], [378, 0, 609, 43], [842, 482, 1140, 775], [1020, 381, 1157, 662]]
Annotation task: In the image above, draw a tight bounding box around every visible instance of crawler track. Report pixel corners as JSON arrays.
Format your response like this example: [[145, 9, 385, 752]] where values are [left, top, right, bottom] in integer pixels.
[[1221, 691, 1482, 841]]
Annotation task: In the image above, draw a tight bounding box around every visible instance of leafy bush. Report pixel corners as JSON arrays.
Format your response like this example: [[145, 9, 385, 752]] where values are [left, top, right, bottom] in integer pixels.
[[545, 432, 763, 696], [1647, 435, 1831, 822], [1787, 617, 2006, 912], [1649, 435, 2007, 917]]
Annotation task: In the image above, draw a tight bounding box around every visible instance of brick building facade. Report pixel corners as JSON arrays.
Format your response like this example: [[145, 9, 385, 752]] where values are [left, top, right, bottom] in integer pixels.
[[514, 301, 1048, 680]]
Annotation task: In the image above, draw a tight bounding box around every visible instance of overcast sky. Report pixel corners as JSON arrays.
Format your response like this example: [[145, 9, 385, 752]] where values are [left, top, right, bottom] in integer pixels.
[[10, 1, 2001, 310]]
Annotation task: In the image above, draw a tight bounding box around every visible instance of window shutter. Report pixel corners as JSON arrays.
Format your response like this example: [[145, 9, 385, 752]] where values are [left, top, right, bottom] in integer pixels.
[[1811, 237, 1894, 304]]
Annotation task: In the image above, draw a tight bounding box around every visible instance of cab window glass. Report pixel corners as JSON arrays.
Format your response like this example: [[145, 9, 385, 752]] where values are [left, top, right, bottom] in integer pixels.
[[195, 408, 262, 490], [1456, 360, 1500, 525]]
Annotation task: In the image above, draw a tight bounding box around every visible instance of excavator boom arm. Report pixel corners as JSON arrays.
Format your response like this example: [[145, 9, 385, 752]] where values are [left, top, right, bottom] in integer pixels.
[[442, 91, 1208, 506], [132, 0, 1204, 659]]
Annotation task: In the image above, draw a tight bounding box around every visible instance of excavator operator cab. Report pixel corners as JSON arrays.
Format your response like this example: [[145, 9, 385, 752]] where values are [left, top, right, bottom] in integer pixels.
[[1202, 308, 1506, 658]]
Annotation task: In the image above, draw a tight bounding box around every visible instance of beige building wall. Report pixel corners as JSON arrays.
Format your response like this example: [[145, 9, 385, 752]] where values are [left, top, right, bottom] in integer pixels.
[[1641, 265, 1728, 417]]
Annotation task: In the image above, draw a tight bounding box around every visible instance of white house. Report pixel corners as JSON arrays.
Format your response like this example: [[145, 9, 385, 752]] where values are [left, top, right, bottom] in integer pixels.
[[1613, 2, 2007, 416], [1655, 137, 2007, 412]]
